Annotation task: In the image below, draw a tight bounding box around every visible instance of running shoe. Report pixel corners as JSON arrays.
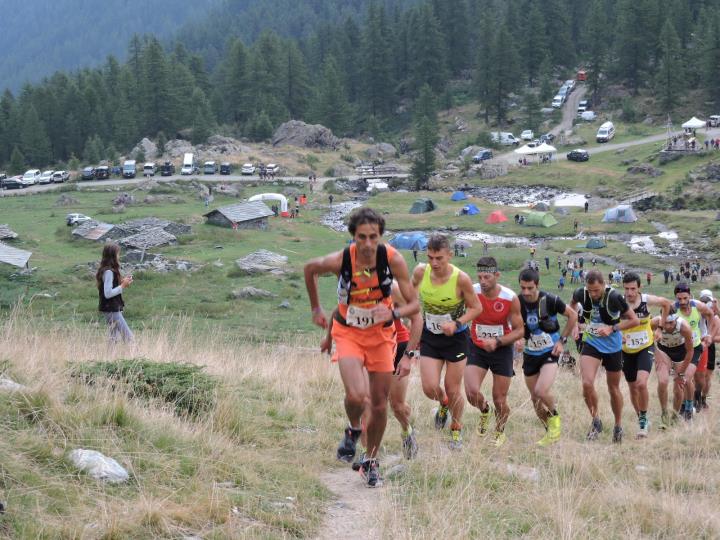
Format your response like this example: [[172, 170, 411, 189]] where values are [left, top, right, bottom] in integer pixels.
[[538, 415, 561, 446], [493, 431, 507, 447], [612, 425, 624, 444], [701, 396, 709, 410], [658, 410, 670, 430], [351, 452, 367, 472], [434, 405, 450, 430], [683, 407, 693, 422], [401, 428, 419, 460], [636, 418, 649, 439], [449, 429, 463, 451], [586, 417, 603, 441], [478, 407, 493, 435], [336, 426, 362, 463], [359, 458, 383, 488]]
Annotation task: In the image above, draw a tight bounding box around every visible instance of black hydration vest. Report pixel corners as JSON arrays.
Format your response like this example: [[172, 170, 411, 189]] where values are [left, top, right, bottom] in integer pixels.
[[580, 286, 620, 326], [520, 293, 561, 339], [98, 271, 125, 312]]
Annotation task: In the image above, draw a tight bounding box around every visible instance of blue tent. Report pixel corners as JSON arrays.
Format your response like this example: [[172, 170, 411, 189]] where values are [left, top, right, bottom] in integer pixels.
[[461, 203, 480, 216], [451, 191, 468, 201], [389, 232, 429, 251]]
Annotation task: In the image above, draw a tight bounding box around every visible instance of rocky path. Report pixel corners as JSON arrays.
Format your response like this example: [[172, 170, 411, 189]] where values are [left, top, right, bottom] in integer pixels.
[[316, 469, 381, 540]]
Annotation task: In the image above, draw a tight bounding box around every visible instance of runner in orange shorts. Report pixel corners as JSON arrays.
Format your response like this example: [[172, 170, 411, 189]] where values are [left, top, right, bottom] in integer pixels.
[[304, 207, 419, 487]]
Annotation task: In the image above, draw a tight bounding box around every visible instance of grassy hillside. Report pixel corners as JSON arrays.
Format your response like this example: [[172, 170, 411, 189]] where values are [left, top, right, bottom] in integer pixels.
[[2, 312, 720, 538]]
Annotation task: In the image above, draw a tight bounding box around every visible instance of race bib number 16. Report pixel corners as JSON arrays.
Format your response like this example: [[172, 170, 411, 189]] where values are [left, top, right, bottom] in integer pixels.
[[426, 313, 452, 334]]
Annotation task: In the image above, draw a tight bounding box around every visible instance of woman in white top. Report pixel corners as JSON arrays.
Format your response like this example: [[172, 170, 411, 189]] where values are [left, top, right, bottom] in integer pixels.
[[95, 243, 133, 343]]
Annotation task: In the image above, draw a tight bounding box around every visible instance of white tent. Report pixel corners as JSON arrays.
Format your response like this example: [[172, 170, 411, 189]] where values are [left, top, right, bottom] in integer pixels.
[[248, 193, 288, 215], [514, 145, 538, 155], [535, 142, 557, 154], [682, 117, 706, 129]]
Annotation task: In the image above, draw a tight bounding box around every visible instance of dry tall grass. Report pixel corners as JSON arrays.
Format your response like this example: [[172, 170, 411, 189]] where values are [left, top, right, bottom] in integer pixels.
[[1, 309, 719, 538]]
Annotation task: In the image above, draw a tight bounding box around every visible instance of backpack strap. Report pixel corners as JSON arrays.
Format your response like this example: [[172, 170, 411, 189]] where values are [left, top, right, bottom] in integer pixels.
[[375, 244, 393, 298], [337, 247, 353, 305]]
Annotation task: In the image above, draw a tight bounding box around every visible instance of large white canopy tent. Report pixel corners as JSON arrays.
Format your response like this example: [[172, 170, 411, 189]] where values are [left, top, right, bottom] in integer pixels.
[[682, 116, 705, 130]]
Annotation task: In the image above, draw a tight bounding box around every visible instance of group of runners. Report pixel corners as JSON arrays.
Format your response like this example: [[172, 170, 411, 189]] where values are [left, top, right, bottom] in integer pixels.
[[304, 208, 720, 488]]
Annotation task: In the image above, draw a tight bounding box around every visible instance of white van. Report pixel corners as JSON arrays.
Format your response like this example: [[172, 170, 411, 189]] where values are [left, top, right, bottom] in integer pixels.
[[551, 95, 564, 108], [143, 162, 156, 177], [21, 169, 41, 186], [491, 132, 520, 146], [596, 121, 615, 143], [181, 153, 196, 175]]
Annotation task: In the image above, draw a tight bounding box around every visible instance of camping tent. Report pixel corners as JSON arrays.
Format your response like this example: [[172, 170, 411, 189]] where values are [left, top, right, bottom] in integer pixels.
[[451, 191, 468, 201], [533, 202, 550, 211], [523, 211, 558, 227], [462, 204, 480, 215], [389, 232, 428, 251], [485, 210, 508, 224], [586, 238, 607, 249], [409, 198, 436, 214], [602, 205, 637, 223], [682, 117, 706, 130], [555, 207, 570, 216]]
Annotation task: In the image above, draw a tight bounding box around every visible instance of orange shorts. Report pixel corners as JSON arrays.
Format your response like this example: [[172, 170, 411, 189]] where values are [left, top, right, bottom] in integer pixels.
[[697, 346, 709, 373], [331, 322, 396, 373]]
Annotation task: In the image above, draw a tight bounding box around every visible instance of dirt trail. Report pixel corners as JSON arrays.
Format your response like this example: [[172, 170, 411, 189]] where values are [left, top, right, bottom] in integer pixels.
[[316, 469, 382, 540]]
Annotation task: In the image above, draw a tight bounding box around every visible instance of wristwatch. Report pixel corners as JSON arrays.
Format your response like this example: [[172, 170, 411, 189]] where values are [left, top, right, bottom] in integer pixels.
[[392, 308, 400, 320], [560, 336, 568, 344], [453, 319, 463, 328]]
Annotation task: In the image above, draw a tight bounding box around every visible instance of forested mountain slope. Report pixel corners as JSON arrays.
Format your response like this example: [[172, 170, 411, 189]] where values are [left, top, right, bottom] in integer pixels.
[[0, 0, 221, 91]]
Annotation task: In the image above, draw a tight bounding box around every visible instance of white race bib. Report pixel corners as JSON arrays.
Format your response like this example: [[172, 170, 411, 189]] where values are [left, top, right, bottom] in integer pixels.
[[475, 324, 504, 339], [586, 323, 605, 337], [425, 313, 452, 334], [346, 305, 375, 329], [625, 331, 649, 349], [527, 333, 554, 351]]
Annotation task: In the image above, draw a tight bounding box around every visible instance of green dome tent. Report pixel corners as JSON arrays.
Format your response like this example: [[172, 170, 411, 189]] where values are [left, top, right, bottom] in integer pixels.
[[409, 198, 436, 214], [522, 211, 558, 228], [586, 238, 606, 249]]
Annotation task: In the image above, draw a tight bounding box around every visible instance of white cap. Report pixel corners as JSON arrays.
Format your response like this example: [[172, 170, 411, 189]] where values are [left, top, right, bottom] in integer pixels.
[[700, 289, 714, 301]]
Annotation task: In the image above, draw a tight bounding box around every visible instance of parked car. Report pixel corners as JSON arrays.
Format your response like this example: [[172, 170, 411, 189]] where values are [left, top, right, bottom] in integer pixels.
[[539, 133, 555, 143], [66, 213, 92, 226], [38, 170, 55, 184], [160, 161, 175, 176], [265, 163, 280, 174], [22, 169, 42, 186], [203, 161, 218, 174], [708, 115, 720, 127], [143, 162, 156, 177], [52, 170, 70, 183], [81, 167, 96, 181], [95, 166, 110, 180], [567, 149, 590, 162], [220, 162, 232, 175], [520, 130, 534, 141], [564, 80, 576, 92], [596, 121, 615, 143], [0, 172, 6, 187], [2, 176, 24, 189], [551, 95, 564, 108], [472, 149, 493, 162], [490, 132, 520, 146], [577, 100, 589, 115], [241, 163, 256, 175]]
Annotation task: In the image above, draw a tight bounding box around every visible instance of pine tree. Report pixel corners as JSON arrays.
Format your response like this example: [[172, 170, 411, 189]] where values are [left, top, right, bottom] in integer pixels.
[[9, 146, 25, 175], [285, 42, 311, 119], [524, 92, 542, 134], [655, 19, 684, 114], [83, 135, 104, 164], [488, 24, 521, 125], [583, 0, 608, 103], [538, 56, 555, 102], [473, 16, 495, 123], [190, 88, 214, 144], [702, 12, 720, 107], [411, 85, 439, 191], [141, 38, 176, 136], [249, 110, 274, 141], [20, 104, 52, 166], [615, 0, 650, 93], [521, 2, 548, 86], [432, 0, 470, 76], [406, 3, 448, 95], [360, 2, 394, 117], [312, 56, 350, 135]]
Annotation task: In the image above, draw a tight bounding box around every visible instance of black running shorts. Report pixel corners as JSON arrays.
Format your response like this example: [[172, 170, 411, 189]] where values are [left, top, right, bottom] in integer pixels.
[[420, 328, 469, 363], [622, 347, 654, 383], [468, 342, 514, 377], [522, 351, 559, 377], [657, 343, 702, 365], [580, 342, 623, 372]]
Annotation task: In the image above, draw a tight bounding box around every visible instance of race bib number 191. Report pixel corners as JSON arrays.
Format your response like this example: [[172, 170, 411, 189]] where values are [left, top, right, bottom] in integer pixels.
[[347, 305, 375, 329]]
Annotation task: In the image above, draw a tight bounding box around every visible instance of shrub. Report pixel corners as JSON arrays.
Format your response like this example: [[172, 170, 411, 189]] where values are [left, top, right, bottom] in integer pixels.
[[73, 358, 217, 417]]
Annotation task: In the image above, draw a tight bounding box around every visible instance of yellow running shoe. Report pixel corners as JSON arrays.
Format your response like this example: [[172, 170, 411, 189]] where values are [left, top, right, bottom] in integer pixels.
[[449, 429, 463, 451], [478, 407, 493, 435], [493, 431, 507, 447], [537, 415, 561, 447]]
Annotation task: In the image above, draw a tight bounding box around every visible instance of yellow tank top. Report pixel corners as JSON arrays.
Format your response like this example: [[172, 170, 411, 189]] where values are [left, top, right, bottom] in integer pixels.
[[419, 264, 465, 319], [621, 294, 653, 353]]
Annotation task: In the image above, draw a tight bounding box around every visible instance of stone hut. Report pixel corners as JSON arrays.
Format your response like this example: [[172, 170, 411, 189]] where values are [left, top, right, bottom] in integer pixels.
[[204, 201, 274, 230]]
